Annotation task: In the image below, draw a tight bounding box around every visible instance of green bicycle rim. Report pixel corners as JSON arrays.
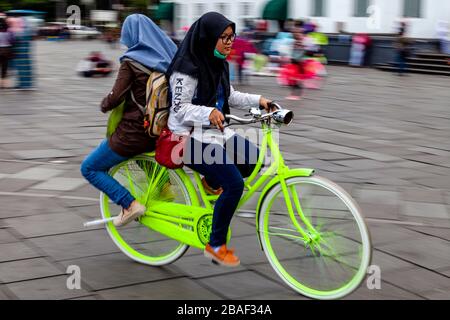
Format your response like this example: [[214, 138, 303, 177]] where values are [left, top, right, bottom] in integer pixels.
[[101, 156, 191, 266], [259, 176, 372, 300]]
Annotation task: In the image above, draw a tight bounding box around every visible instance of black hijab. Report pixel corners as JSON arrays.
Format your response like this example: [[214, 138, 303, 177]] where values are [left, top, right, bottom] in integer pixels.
[[166, 12, 235, 113]]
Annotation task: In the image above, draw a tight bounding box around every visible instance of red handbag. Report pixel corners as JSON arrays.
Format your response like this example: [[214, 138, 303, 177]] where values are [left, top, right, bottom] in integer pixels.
[[155, 127, 188, 169]]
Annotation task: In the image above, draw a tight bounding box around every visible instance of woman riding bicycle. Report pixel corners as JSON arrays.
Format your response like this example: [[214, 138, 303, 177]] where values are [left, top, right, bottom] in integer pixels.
[[81, 14, 177, 227], [166, 12, 273, 267]]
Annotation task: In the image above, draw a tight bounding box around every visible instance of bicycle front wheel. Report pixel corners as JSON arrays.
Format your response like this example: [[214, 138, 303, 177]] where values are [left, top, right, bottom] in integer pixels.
[[259, 176, 371, 300], [101, 155, 191, 266]]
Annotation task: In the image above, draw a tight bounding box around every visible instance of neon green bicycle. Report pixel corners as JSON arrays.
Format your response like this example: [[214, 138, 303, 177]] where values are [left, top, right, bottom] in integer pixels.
[[89, 104, 372, 300]]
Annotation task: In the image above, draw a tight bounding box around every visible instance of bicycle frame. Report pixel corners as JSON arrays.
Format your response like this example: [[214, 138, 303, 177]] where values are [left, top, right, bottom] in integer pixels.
[[139, 124, 315, 250]]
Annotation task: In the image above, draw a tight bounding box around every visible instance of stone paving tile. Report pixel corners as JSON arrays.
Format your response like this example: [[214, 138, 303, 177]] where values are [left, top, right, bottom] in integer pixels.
[[67, 184, 98, 199], [0, 258, 64, 283], [0, 178, 39, 192], [381, 268, 450, 298], [366, 223, 423, 247], [11, 149, 73, 160], [378, 236, 450, 271], [240, 289, 309, 300], [10, 167, 65, 181], [355, 189, 400, 205], [0, 161, 35, 175], [67, 295, 102, 300], [29, 229, 118, 261], [59, 253, 182, 291], [171, 253, 247, 279], [230, 218, 257, 237], [359, 203, 399, 220], [97, 278, 222, 300], [368, 177, 413, 187], [370, 250, 418, 273], [406, 226, 450, 242], [0, 228, 19, 244], [310, 142, 402, 162], [197, 271, 288, 300], [31, 177, 86, 191], [344, 282, 424, 300], [0, 285, 15, 299], [3, 212, 89, 238], [0, 242, 43, 263], [302, 152, 358, 161], [401, 202, 449, 219], [413, 176, 450, 189], [6, 275, 91, 300], [438, 267, 450, 277], [333, 159, 390, 170], [419, 289, 450, 300], [400, 187, 445, 204], [57, 197, 99, 208], [341, 170, 383, 180], [72, 204, 104, 220], [381, 168, 435, 180], [226, 235, 268, 265]]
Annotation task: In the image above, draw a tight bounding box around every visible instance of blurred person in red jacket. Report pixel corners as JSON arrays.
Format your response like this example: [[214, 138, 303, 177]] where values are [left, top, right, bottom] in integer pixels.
[[349, 33, 371, 67], [230, 32, 257, 84]]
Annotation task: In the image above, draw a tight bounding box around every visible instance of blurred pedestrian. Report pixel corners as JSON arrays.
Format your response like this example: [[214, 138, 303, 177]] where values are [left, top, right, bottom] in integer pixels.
[[9, 16, 34, 89], [0, 17, 14, 88], [394, 30, 412, 76], [77, 51, 113, 78], [436, 20, 450, 55], [80, 14, 177, 227], [231, 33, 257, 84], [349, 33, 371, 67]]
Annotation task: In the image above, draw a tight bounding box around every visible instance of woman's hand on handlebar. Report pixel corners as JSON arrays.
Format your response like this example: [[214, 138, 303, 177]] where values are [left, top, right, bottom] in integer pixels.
[[209, 108, 225, 131], [259, 97, 277, 112]]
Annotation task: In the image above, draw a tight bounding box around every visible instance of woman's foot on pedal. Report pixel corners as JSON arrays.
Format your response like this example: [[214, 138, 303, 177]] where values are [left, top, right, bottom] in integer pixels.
[[204, 244, 240, 267], [114, 201, 146, 227]]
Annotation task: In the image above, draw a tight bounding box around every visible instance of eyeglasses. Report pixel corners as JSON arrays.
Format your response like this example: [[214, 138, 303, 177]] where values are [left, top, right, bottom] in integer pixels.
[[219, 33, 236, 44]]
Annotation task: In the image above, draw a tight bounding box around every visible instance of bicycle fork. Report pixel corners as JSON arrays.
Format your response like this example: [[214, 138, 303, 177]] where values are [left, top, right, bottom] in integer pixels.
[[279, 178, 322, 252]]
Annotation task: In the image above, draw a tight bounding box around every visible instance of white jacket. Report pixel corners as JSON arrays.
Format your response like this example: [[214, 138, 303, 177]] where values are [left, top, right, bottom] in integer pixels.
[[168, 72, 261, 144]]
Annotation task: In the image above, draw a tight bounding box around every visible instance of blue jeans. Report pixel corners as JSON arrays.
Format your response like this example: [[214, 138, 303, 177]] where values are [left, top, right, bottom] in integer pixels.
[[184, 134, 259, 247], [81, 139, 135, 209], [397, 53, 407, 74]]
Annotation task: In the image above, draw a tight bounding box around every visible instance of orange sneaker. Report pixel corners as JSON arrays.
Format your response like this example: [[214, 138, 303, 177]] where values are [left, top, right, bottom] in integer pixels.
[[204, 244, 240, 267], [201, 177, 223, 196]]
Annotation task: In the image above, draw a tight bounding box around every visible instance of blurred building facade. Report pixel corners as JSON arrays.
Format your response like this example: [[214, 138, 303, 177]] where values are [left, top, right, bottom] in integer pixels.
[[292, 0, 450, 38], [163, 0, 450, 38], [162, 0, 267, 32]]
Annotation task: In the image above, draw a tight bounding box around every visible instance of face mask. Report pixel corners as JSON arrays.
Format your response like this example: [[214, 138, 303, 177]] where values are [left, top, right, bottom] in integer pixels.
[[214, 48, 227, 59]]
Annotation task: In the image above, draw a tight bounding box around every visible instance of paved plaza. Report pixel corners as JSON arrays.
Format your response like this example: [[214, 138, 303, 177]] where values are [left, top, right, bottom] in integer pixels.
[[0, 40, 449, 300]]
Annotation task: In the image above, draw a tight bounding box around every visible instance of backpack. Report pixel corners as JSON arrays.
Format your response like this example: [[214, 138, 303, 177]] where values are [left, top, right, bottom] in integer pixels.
[[127, 59, 170, 138]]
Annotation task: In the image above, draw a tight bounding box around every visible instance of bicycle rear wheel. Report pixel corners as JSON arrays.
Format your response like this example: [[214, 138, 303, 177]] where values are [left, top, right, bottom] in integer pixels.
[[100, 155, 191, 266], [259, 176, 371, 300]]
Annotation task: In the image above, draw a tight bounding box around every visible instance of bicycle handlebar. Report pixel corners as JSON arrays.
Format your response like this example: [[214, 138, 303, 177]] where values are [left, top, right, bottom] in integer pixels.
[[225, 102, 294, 126]]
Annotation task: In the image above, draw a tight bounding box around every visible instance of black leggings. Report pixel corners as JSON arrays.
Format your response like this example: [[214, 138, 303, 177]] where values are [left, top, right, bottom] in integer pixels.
[[0, 55, 9, 79]]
